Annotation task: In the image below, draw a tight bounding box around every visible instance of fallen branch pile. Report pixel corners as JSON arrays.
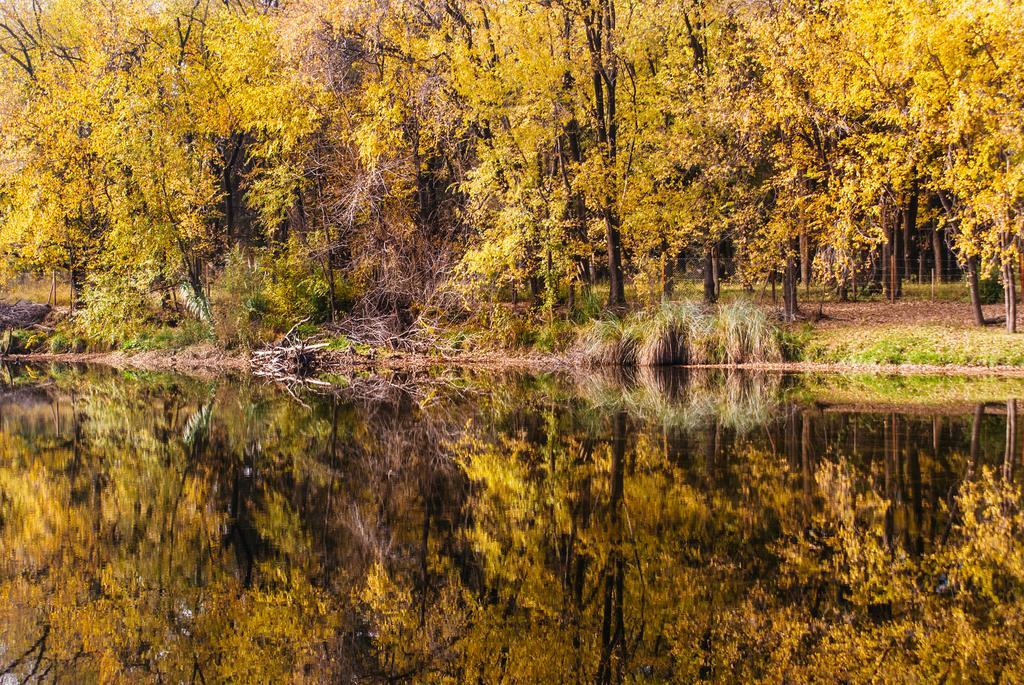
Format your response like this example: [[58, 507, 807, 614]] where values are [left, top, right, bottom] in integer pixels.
[[252, 320, 330, 385]]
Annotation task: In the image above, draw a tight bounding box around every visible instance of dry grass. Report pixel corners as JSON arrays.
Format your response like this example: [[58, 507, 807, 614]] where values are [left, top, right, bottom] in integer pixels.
[[578, 299, 783, 367], [715, 299, 783, 364], [634, 303, 700, 366], [2, 275, 71, 306], [575, 317, 639, 366]]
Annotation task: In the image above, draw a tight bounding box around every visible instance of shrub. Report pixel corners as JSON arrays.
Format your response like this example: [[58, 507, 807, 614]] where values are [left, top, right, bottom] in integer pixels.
[[476, 306, 539, 349], [576, 300, 782, 367], [211, 249, 271, 349], [570, 287, 603, 323], [263, 241, 333, 330], [780, 324, 814, 361], [76, 267, 156, 345], [122, 320, 213, 351], [3, 328, 46, 354], [48, 331, 71, 353], [978, 273, 1004, 305], [534, 320, 576, 352]]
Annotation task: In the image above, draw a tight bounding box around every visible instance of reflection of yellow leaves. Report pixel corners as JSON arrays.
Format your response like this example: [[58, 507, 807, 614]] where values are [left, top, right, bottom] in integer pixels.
[[203, 578, 338, 684], [358, 559, 477, 680], [361, 561, 416, 641], [0, 459, 71, 565], [253, 490, 311, 560]]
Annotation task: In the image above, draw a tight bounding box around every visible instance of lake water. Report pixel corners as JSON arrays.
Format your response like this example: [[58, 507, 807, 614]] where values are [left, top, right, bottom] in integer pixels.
[[1, 364, 1023, 683]]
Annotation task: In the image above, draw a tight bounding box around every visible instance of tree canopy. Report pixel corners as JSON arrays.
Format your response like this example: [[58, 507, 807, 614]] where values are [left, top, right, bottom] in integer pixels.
[[0, 0, 1022, 332]]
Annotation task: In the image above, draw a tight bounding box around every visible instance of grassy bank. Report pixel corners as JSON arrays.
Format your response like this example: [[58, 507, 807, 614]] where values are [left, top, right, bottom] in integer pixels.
[[794, 324, 1024, 368], [9, 283, 1024, 375]]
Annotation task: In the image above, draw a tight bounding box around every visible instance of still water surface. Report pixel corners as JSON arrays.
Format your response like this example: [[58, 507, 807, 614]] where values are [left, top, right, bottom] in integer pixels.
[[1, 365, 1023, 683]]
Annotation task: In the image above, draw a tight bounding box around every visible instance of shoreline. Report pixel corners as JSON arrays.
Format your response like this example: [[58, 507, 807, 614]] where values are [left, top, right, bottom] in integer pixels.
[[10, 345, 1024, 379]]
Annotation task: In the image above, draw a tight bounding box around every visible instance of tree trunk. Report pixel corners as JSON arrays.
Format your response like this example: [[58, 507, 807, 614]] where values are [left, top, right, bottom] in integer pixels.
[[882, 200, 902, 300], [903, 181, 919, 285], [703, 245, 717, 305], [967, 255, 988, 326], [555, 50, 590, 301], [529, 275, 542, 303], [882, 239, 893, 301], [587, 0, 626, 308], [1019, 253, 1024, 308], [712, 245, 721, 298], [604, 212, 626, 307], [932, 226, 944, 283], [662, 242, 674, 300], [851, 257, 858, 300], [323, 255, 337, 323], [222, 132, 244, 244], [783, 240, 799, 323], [1004, 257, 1017, 334], [800, 231, 811, 290]]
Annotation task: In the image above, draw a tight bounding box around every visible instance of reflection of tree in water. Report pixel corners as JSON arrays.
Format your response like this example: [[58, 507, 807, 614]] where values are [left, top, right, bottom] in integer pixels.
[[1, 366, 1024, 682]]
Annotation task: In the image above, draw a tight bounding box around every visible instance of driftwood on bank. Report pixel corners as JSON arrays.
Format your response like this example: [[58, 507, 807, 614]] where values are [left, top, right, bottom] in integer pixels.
[[251, 320, 331, 386], [250, 320, 481, 411]]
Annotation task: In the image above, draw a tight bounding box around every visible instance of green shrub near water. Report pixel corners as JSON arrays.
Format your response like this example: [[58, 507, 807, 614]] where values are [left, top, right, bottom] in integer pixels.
[[47, 330, 89, 353], [211, 244, 358, 349], [2, 328, 48, 354], [262, 242, 335, 330], [577, 300, 783, 367], [632, 302, 702, 366], [48, 331, 71, 353], [76, 266, 157, 345], [569, 287, 603, 323], [533, 319, 576, 352], [211, 249, 272, 349]]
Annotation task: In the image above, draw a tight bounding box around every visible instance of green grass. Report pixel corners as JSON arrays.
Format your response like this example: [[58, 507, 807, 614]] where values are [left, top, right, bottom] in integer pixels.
[[120, 321, 213, 352], [798, 324, 1024, 367]]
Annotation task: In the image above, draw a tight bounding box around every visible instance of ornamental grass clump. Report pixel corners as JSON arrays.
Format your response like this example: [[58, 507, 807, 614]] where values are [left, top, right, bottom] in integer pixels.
[[576, 316, 639, 366], [577, 299, 781, 367], [714, 299, 782, 364], [633, 302, 699, 367]]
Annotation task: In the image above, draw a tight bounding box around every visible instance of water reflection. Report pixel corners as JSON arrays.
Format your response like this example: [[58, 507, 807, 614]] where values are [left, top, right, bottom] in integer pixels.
[[1, 364, 1023, 682]]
